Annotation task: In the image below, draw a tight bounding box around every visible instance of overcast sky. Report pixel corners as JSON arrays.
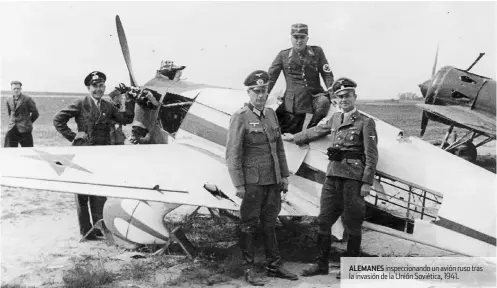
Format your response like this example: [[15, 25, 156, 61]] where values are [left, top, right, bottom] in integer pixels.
[[0, 1, 495, 99]]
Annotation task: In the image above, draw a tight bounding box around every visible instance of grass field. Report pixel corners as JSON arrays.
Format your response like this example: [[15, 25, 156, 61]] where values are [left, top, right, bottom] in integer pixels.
[[1, 95, 495, 286]]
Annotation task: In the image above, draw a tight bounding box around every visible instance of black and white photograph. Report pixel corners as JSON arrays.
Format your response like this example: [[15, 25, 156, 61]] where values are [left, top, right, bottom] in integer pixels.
[[1, 1, 495, 287]]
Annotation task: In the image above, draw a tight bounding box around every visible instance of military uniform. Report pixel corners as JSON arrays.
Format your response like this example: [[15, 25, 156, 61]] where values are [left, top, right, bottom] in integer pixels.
[[53, 71, 135, 238], [268, 23, 334, 133], [227, 70, 297, 285], [296, 77, 378, 277]]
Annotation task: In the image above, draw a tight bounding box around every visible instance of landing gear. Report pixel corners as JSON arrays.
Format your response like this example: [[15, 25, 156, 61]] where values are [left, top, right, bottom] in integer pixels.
[[436, 124, 492, 164], [454, 142, 478, 164]]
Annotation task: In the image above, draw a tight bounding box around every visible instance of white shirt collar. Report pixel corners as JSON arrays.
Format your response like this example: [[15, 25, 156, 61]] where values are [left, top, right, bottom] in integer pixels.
[[249, 101, 264, 117], [90, 95, 101, 107], [343, 107, 357, 117]]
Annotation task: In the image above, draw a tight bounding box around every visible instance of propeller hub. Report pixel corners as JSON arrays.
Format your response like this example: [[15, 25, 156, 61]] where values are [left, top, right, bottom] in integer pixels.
[[419, 79, 431, 98]]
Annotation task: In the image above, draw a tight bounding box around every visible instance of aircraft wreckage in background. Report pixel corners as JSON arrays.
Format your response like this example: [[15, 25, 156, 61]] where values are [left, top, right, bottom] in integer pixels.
[[1, 16, 495, 259]]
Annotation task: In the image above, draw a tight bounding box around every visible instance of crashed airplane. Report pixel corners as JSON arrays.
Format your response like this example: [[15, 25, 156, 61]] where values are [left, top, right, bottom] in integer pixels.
[[1, 16, 495, 259]]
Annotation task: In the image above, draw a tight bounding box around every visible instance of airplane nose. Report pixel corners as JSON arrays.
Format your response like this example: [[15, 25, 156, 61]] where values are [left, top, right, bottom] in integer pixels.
[[418, 79, 431, 98]]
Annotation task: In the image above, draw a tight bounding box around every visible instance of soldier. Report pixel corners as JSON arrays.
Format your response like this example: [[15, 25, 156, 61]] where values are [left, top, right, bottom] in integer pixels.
[[108, 90, 127, 145], [226, 70, 298, 286], [4, 80, 39, 147], [268, 23, 334, 134], [53, 71, 135, 240], [281, 77, 378, 278], [158, 60, 186, 81]]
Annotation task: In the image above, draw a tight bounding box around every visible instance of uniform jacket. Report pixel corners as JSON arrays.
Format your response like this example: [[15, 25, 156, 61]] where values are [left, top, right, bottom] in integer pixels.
[[5, 93, 39, 133], [268, 45, 334, 114], [294, 110, 378, 185], [226, 104, 290, 187], [53, 95, 135, 146]]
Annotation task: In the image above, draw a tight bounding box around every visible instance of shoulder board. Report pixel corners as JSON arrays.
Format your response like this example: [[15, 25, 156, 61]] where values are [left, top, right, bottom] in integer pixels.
[[263, 106, 275, 113], [357, 112, 370, 119], [234, 106, 249, 115], [310, 45, 323, 52]]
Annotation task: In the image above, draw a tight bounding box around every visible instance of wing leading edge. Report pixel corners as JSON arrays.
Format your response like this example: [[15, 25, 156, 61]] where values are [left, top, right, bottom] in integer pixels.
[[0, 144, 311, 216], [416, 103, 496, 137]]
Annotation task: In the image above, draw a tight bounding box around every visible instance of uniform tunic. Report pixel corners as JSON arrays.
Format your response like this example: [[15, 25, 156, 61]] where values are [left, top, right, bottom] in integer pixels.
[[53, 94, 135, 236], [294, 110, 378, 236], [54, 95, 135, 146], [226, 103, 290, 267], [268, 46, 334, 115]]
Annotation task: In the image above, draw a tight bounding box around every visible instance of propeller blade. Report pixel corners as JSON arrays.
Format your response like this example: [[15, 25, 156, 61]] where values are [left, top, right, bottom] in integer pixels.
[[420, 111, 429, 137], [116, 15, 138, 87], [419, 44, 439, 137], [431, 44, 439, 77]]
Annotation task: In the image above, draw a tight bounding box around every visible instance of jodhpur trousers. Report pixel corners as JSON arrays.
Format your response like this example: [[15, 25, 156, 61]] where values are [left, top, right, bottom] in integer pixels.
[[276, 94, 331, 134], [318, 176, 365, 237]]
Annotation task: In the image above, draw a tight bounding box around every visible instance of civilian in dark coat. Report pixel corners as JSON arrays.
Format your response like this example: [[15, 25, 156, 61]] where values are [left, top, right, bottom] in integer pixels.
[[4, 81, 39, 147]]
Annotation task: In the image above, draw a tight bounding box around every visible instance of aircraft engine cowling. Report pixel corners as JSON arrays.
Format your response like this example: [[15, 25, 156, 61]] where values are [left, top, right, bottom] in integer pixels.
[[419, 66, 496, 136], [103, 198, 180, 245]]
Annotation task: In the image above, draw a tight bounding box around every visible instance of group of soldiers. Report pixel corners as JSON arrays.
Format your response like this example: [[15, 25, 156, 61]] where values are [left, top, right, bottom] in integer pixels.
[[226, 23, 378, 285], [4, 22, 379, 286]]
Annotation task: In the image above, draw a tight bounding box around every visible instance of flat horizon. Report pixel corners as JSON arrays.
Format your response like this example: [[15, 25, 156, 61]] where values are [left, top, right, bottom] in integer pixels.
[[1, 90, 418, 101]]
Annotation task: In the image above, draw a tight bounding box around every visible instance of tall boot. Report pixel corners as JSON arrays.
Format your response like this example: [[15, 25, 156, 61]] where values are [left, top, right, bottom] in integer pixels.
[[238, 227, 255, 266], [301, 234, 331, 276], [264, 225, 297, 281], [337, 234, 362, 279], [346, 234, 362, 257], [238, 228, 265, 286]]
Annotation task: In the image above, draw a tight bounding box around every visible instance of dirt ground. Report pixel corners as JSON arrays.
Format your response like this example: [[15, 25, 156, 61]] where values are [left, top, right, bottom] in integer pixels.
[[1, 185, 459, 288], [1, 98, 494, 287]]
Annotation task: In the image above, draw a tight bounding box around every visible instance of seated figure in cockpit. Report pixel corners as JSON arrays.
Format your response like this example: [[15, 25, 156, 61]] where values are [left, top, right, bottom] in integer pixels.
[[158, 60, 186, 81]]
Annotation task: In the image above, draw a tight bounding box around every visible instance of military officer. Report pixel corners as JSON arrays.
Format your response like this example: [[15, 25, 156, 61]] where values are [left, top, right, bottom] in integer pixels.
[[226, 70, 298, 286], [53, 71, 135, 240], [268, 23, 334, 134], [281, 77, 378, 278]]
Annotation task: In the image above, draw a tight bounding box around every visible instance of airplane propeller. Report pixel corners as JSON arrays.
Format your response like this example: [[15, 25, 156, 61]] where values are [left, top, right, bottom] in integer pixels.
[[419, 44, 439, 137], [116, 15, 138, 87]]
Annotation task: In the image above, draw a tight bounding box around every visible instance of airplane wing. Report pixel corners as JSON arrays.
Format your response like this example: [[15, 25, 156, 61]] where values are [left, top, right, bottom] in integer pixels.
[[0, 144, 314, 217], [416, 103, 496, 137]]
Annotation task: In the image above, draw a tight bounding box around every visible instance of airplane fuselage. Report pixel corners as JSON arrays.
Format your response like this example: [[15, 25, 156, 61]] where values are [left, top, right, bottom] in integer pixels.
[[420, 66, 496, 129]]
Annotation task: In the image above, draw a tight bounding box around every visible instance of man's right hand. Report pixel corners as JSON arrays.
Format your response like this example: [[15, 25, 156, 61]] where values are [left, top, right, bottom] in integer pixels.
[[74, 131, 88, 141], [281, 133, 295, 142], [317, 117, 330, 127], [236, 186, 246, 199], [312, 92, 329, 98]]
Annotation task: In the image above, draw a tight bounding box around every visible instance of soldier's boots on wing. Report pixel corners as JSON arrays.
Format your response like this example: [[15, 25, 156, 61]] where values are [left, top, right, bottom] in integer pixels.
[[266, 265, 299, 280], [244, 268, 266, 286], [301, 234, 331, 277]]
